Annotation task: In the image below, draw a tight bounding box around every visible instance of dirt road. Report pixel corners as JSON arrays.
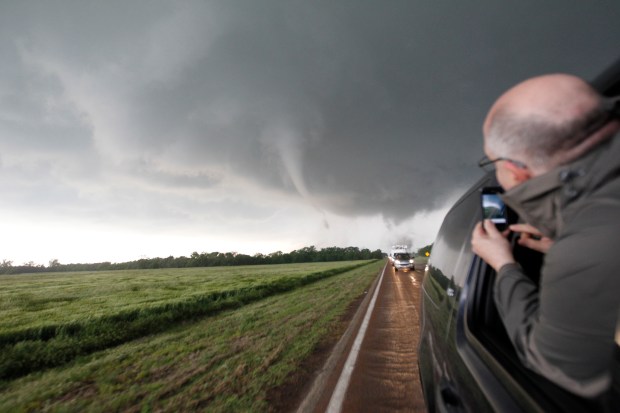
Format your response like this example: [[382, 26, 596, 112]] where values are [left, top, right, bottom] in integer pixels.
[[298, 262, 426, 413]]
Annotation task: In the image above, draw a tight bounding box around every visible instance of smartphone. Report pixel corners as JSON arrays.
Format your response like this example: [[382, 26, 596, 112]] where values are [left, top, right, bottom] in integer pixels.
[[481, 186, 508, 230]]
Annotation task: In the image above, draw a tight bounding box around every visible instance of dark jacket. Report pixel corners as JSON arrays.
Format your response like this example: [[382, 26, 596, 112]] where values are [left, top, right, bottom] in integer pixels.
[[497, 133, 620, 398]]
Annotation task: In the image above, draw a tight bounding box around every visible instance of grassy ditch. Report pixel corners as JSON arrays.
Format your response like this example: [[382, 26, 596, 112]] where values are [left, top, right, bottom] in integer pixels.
[[0, 260, 385, 412], [0, 261, 373, 381], [0, 262, 365, 333]]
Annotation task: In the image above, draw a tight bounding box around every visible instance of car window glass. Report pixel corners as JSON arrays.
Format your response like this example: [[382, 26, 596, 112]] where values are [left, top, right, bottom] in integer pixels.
[[430, 186, 480, 286]]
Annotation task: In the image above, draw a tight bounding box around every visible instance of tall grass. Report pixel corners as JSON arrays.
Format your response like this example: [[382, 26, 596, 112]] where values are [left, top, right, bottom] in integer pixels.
[[0, 261, 373, 380], [0, 262, 364, 333], [0, 260, 384, 412]]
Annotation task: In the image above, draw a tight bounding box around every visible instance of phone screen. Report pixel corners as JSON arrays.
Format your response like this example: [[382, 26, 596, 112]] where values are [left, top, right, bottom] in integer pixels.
[[481, 193, 507, 226]]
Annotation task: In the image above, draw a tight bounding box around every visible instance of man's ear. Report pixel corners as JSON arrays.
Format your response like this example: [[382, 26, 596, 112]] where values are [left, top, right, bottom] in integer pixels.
[[504, 161, 532, 183]]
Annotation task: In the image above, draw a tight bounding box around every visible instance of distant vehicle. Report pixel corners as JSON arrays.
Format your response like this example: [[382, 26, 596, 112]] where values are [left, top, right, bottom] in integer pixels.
[[393, 252, 414, 272], [389, 245, 408, 263], [418, 58, 620, 413]]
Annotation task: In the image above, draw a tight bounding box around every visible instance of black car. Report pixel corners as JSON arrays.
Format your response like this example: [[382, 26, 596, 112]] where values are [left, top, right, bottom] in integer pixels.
[[418, 58, 620, 413]]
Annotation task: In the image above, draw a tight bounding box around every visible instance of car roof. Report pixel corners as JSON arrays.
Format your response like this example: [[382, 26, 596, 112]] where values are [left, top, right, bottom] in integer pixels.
[[591, 56, 620, 96]]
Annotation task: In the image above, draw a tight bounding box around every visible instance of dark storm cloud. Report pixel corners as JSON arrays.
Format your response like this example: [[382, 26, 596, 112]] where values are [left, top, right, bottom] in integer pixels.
[[172, 0, 619, 221], [1, 0, 619, 230]]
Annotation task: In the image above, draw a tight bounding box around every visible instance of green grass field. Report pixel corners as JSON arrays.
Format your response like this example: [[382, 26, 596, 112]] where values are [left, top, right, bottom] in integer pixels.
[[0, 260, 384, 412], [415, 256, 429, 265]]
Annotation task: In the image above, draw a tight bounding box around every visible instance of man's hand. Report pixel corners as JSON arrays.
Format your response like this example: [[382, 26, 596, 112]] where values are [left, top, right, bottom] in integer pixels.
[[509, 223, 554, 253], [471, 220, 516, 271]]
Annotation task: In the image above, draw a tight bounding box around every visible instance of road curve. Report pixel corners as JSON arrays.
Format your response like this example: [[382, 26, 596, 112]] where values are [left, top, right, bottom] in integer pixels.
[[298, 262, 426, 413]]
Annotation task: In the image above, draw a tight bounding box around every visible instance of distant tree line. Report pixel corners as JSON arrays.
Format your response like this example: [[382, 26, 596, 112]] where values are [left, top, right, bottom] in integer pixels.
[[416, 243, 433, 257], [0, 246, 384, 275]]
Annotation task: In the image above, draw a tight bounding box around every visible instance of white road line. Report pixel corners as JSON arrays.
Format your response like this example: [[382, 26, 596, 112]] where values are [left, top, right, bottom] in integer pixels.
[[325, 262, 387, 413]]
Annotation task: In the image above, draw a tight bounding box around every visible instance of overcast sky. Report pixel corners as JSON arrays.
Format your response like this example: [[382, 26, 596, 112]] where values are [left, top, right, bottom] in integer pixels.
[[1, 1, 619, 265]]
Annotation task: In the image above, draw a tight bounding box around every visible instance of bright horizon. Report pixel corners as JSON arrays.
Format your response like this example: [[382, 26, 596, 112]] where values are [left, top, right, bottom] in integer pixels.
[[0, 206, 452, 266]]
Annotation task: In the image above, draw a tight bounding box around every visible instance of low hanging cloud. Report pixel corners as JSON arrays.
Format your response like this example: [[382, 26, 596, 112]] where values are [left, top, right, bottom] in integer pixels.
[[0, 1, 619, 262]]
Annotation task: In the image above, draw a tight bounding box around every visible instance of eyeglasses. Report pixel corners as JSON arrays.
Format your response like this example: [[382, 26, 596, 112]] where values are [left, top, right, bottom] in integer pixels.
[[478, 156, 528, 171]]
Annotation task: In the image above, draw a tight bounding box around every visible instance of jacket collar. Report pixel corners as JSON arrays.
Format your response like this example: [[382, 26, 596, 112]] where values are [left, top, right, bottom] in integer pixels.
[[501, 142, 605, 239]]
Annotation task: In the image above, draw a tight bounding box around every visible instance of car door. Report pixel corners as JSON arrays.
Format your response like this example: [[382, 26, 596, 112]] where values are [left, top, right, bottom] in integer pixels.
[[419, 176, 496, 412]]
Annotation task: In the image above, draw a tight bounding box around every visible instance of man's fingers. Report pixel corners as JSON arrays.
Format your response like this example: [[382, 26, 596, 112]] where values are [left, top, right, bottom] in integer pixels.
[[517, 236, 536, 249], [517, 237, 546, 253], [473, 221, 486, 236], [517, 233, 554, 254], [509, 223, 543, 237], [483, 219, 502, 236]]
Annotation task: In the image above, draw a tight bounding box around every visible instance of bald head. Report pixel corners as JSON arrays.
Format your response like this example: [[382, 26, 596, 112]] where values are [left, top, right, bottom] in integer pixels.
[[484, 74, 612, 174], [484, 74, 599, 132]]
